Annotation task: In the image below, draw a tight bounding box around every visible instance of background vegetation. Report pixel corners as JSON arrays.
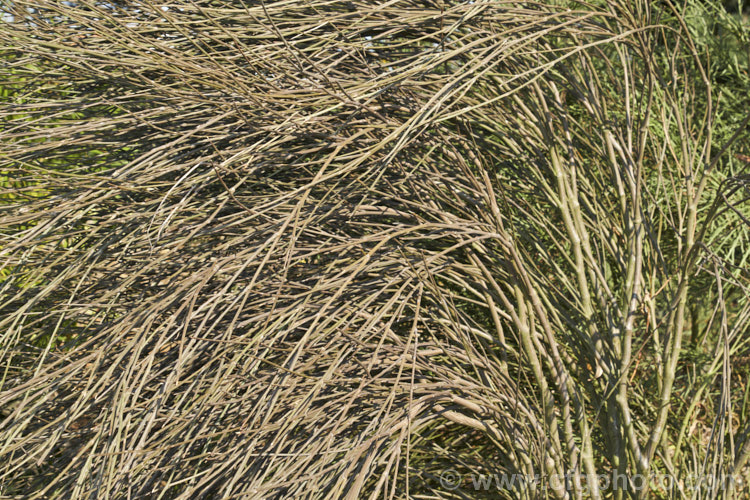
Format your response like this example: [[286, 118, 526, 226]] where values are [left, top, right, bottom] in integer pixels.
[[1, 0, 749, 498]]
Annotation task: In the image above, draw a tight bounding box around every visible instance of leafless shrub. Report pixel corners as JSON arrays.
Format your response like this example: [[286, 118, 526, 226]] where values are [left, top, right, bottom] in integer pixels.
[[1, 0, 749, 498]]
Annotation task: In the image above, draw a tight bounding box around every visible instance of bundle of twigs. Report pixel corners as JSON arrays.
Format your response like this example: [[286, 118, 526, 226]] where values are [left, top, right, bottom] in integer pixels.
[[1, 0, 749, 498]]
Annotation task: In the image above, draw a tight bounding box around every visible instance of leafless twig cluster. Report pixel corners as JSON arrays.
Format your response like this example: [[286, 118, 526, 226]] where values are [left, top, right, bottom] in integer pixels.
[[1, 0, 749, 498]]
